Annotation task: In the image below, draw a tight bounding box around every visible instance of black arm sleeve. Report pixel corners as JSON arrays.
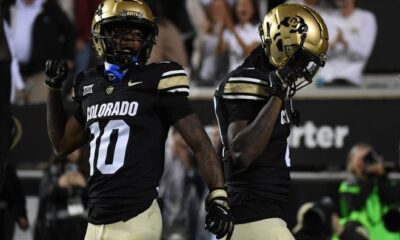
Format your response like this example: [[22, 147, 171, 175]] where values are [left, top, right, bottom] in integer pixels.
[[378, 175, 400, 205], [340, 180, 373, 216], [157, 93, 193, 125]]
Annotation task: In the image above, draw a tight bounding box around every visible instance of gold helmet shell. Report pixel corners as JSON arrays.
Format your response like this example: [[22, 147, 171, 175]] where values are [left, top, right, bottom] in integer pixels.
[[259, 3, 329, 68], [92, 0, 158, 64]]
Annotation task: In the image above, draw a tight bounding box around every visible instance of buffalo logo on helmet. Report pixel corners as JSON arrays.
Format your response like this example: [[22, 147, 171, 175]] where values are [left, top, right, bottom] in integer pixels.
[[280, 16, 308, 34], [274, 15, 308, 52]]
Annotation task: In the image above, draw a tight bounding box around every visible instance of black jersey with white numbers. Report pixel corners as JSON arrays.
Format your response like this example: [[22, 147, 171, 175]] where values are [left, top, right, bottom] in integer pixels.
[[72, 61, 193, 224], [214, 46, 291, 224]]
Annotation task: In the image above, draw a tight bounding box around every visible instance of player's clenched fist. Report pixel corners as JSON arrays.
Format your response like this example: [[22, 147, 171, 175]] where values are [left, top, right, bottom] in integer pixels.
[[205, 188, 234, 239], [45, 60, 69, 90]]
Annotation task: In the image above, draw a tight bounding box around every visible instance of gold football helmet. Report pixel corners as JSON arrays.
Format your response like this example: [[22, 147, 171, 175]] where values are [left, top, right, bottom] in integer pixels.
[[259, 3, 329, 92], [92, 0, 158, 64]]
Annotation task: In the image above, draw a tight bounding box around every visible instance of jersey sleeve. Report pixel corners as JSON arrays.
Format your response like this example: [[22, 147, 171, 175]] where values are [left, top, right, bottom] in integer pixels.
[[220, 70, 270, 101], [224, 99, 264, 124], [156, 61, 190, 95], [157, 93, 193, 125]]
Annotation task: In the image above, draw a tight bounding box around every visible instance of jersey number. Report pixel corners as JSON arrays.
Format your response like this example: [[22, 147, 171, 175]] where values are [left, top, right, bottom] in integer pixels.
[[88, 120, 130, 175]]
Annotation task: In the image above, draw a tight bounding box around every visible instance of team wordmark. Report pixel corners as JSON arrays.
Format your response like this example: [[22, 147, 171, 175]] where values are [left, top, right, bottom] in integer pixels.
[[87, 101, 139, 121]]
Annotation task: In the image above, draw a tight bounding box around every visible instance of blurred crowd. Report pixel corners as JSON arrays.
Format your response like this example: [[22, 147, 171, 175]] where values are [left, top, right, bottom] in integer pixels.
[[1, 0, 379, 105]]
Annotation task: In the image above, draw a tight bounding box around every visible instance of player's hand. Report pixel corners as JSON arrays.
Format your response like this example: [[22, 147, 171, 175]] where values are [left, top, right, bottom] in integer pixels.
[[205, 188, 234, 239], [45, 59, 69, 89], [268, 67, 293, 101]]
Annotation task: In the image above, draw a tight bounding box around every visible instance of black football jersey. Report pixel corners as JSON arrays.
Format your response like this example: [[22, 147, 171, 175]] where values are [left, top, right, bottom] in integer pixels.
[[72, 61, 193, 224], [214, 53, 292, 223]]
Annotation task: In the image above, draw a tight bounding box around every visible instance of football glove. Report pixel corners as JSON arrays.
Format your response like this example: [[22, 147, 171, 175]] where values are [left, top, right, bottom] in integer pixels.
[[267, 67, 291, 101], [45, 60, 69, 90], [205, 188, 234, 239]]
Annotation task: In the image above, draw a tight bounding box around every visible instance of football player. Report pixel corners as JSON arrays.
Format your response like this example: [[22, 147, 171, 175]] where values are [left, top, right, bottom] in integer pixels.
[[44, 0, 233, 239], [214, 3, 329, 240]]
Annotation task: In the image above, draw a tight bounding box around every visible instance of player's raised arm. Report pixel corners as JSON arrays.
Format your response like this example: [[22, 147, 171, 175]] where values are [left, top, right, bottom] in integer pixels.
[[174, 113, 234, 239], [45, 60, 88, 156]]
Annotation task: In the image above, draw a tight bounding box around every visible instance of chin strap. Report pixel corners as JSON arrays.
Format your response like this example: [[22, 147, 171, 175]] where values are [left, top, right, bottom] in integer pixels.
[[104, 62, 128, 82]]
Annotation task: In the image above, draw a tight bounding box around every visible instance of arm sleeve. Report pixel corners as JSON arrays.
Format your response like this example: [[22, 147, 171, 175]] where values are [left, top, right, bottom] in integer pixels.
[[378, 175, 400, 205], [158, 93, 193, 125], [339, 180, 373, 217]]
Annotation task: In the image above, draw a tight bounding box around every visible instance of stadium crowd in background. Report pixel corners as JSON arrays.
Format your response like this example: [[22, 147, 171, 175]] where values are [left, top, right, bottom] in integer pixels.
[[1, 0, 398, 240]]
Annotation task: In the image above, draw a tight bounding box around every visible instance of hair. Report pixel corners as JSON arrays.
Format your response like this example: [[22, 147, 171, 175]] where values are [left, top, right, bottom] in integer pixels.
[[232, 0, 260, 25], [346, 142, 373, 172]]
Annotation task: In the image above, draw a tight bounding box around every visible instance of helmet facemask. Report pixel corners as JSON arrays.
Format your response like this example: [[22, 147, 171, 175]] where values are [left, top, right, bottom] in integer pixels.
[[285, 47, 328, 97], [91, 0, 159, 66], [93, 19, 157, 65]]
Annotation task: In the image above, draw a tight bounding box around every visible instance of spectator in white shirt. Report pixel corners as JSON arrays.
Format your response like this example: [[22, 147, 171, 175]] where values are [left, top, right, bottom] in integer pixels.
[[286, 0, 332, 15], [217, 0, 260, 72], [316, 0, 377, 86]]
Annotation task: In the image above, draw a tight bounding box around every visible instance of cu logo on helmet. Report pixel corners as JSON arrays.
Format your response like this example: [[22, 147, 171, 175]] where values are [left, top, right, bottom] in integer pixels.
[[280, 16, 308, 34]]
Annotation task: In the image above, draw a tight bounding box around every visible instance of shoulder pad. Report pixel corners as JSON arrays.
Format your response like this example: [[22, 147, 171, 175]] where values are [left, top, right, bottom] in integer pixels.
[[221, 68, 270, 100], [156, 62, 189, 95], [72, 67, 99, 101], [72, 72, 85, 101]]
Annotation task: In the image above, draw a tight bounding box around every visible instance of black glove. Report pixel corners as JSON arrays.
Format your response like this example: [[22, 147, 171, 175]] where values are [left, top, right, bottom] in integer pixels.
[[45, 60, 69, 89], [267, 67, 292, 101], [205, 188, 234, 239]]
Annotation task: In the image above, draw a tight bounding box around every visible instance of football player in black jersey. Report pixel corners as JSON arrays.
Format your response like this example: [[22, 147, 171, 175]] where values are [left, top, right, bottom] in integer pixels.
[[214, 3, 329, 240], [44, 0, 233, 239]]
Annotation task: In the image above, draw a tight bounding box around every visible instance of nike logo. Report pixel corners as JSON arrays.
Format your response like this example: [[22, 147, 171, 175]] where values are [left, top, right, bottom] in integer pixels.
[[128, 80, 143, 87]]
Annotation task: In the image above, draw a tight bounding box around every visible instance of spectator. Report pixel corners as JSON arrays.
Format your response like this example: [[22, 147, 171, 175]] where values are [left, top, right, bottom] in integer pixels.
[[190, 0, 231, 86], [339, 143, 400, 240], [0, 6, 12, 183], [316, 0, 377, 86], [286, 0, 332, 14], [56, 0, 74, 21], [293, 197, 369, 240], [159, 129, 206, 240], [61, 0, 101, 97], [5, 0, 75, 104], [147, 1, 189, 69], [34, 148, 88, 240], [0, 163, 30, 240], [217, 0, 260, 72], [3, 20, 25, 104], [0, 120, 29, 240]]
